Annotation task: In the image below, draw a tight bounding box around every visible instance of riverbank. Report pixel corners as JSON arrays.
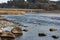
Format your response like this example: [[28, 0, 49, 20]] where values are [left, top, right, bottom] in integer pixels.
[[0, 10, 25, 15], [0, 9, 60, 15], [38, 10, 60, 13]]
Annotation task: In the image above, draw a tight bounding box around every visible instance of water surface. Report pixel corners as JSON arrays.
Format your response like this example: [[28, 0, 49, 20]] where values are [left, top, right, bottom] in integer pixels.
[[2, 13, 60, 40]]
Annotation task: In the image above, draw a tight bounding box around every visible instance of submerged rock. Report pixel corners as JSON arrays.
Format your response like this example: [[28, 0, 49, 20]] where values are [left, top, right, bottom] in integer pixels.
[[38, 33, 46, 37], [49, 28, 57, 32], [11, 27, 23, 36], [52, 35, 59, 39], [23, 29, 28, 32]]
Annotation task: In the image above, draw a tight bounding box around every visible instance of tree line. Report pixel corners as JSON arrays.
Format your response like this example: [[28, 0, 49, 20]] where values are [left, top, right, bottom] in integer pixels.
[[0, 0, 60, 10]]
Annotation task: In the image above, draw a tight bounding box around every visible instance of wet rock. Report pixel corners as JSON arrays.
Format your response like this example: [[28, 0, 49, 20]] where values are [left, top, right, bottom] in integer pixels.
[[1, 31, 15, 40], [23, 29, 28, 32], [1, 31, 15, 38], [49, 28, 57, 32], [38, 33, 46, 37], [52, 35, 59, 39], [11, 27, 23, 36]]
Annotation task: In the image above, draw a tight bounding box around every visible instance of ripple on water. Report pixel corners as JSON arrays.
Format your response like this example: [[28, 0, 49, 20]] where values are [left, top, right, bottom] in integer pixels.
[[1, 13, 60, 40]]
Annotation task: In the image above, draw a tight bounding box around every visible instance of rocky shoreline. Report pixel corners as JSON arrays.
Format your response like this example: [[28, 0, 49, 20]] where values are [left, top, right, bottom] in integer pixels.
[[0, 16, 24, 40]]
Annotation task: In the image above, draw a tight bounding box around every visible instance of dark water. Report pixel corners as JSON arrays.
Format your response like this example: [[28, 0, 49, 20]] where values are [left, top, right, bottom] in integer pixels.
[[2, 13, 60, 40]]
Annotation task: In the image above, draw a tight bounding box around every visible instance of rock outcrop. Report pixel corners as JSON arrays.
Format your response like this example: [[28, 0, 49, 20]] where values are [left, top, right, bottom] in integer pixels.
[[11, 27, 23, 36]]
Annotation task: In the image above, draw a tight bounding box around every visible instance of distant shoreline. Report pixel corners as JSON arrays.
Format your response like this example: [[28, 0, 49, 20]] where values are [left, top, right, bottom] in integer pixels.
[[37, 10, 60, 13], [0, 8, 60, 15]]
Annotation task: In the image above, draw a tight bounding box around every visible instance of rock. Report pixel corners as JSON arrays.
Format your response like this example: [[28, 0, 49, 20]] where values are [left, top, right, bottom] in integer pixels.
[[1, 31, 15, 38], [52, 35, 59, 39], [23, 29, 28, 32], [11, 27, 23, 36], [1, 38, 14, 40], [1, 31, 15, 40], [0, 30, 3, 34], [0, 30, 4, 36], [38, 33, 46, 37], [49, 28, 57, 32]]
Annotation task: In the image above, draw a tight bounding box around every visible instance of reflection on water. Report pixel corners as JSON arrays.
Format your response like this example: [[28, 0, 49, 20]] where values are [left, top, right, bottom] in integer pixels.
[[1, 13, 60, 40]]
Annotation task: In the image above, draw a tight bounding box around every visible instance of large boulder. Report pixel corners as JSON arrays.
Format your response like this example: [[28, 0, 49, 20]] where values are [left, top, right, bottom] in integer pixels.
[[1, 31, 15, 38], [11, 27, 23, 36], [1, 31, 15, 40]]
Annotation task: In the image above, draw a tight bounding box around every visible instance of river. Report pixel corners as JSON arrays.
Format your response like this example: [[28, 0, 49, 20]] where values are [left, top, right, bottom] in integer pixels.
[[1, 13, 60, 40]]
